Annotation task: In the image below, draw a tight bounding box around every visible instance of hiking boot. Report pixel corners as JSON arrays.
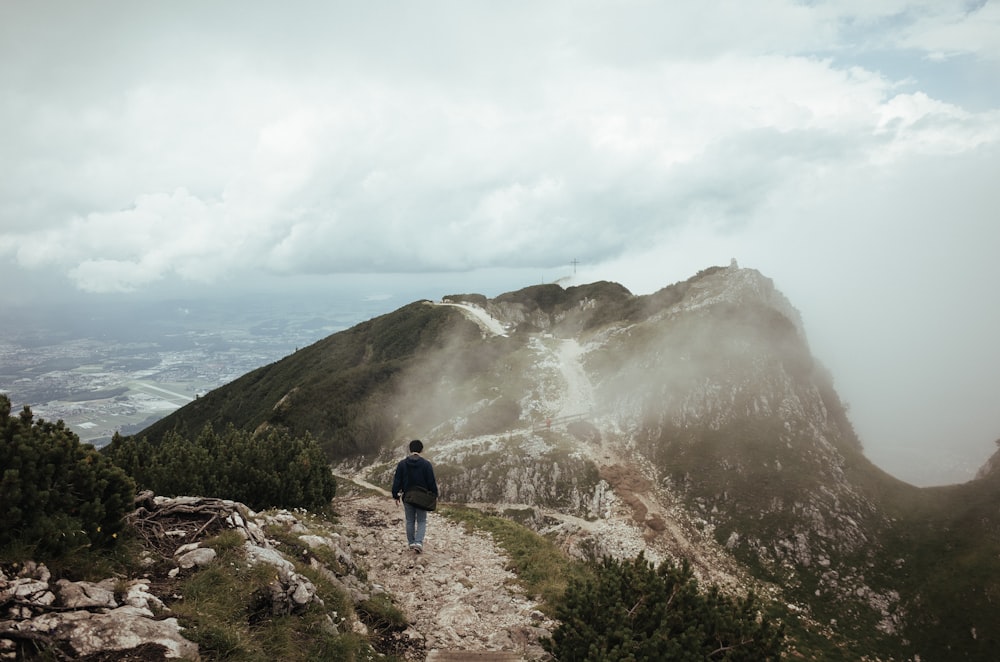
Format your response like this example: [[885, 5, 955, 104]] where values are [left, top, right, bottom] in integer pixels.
[[413, 543, 423, 554]]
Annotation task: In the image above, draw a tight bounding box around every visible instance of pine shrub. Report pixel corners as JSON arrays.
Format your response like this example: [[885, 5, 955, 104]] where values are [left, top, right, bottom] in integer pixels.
[[545, 554, 784, 661], [0, 395, 135, 558], [106, 424, 337, 511]]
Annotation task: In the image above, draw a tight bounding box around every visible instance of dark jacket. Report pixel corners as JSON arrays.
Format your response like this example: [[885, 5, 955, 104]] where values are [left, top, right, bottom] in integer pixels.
[[391, 453, 438, 500]]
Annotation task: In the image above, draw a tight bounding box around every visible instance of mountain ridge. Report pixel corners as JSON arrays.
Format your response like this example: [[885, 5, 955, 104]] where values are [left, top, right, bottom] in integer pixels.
[[139, 264, 1000, 659]]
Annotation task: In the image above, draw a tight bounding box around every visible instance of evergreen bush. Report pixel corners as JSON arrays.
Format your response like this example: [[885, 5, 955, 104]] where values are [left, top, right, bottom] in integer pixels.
[[106, 424, 337, 511], [545, 554, 783, 661], [0, 395, 135, 558]]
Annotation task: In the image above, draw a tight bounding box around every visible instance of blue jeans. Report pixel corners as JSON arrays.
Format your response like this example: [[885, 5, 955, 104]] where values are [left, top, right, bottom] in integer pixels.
[[403, 502, 427, 546]]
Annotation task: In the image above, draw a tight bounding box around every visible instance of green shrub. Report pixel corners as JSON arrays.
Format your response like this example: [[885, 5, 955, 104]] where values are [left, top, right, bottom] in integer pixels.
[[105, 424, 337, 512], [545, 554, 784, 661], [0, 395, 135, 559]]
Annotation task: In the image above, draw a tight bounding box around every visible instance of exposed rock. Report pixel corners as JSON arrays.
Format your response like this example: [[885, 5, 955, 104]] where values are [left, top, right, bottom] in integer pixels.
[[5, 606, 198, 660], [0, 495, 338, 660], [437, 603, 480, 634], [298, 534, 333, 550], [244, 543, 294, 572], [122, 580, 167, 613], [56, 579, 117, 609], [175, 546, 217, 570]]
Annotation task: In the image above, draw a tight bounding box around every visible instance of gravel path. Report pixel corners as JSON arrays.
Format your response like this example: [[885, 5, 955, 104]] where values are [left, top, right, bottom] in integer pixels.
[[335, 489, 552, 661]]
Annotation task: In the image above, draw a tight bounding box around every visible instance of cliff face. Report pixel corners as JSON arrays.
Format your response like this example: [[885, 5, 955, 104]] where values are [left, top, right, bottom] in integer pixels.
[[606, 270, 905, 642], [144, 265, 1000, 659]]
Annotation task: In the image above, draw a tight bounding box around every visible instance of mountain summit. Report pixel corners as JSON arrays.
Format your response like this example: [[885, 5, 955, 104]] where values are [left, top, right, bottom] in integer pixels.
[[143, 264, 1000, 659]]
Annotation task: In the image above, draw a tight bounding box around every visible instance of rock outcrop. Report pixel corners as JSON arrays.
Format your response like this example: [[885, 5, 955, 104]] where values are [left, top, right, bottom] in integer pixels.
[[0, 494, 336, 660], [2, 488, 557, 661], [0, 561, 198, 660]]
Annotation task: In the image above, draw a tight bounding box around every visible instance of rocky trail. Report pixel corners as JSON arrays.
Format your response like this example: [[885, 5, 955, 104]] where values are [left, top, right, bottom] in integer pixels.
[[334, 482, 553, 661]]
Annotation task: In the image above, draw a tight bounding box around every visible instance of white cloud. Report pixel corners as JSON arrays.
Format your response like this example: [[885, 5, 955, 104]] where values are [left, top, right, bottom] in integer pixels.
[[1, 1, 998, 483], [894, 1, 1000, 61], [4, 46, 993, 293]]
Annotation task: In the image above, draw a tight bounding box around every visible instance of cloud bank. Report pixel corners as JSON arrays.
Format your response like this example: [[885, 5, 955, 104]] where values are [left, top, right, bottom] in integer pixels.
[[2, 2, 996, 293], [2, 1, 998, 485]]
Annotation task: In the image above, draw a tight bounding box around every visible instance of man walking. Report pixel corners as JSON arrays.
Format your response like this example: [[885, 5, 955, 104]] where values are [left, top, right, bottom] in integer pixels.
[[391, 439, 439, 553]]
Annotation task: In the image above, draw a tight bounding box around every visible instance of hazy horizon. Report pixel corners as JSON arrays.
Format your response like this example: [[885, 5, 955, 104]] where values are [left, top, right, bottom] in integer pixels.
[[2, 271, 993, 488]]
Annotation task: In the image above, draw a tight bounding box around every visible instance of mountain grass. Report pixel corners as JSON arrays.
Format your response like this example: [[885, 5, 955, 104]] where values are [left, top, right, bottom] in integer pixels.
[[876, 480, 1000, 660], [137, 302, 481, 460], [168, 529, 377, 662], [440, 503, 591, 612]]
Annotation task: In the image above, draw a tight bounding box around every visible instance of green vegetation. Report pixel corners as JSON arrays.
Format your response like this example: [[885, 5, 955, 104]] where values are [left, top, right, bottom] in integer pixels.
[[0, 395, 134, 561], [493, 281, 637, 334], [0, 440, 392, 662], [445, 504, 793, 660], [138, 301, 481, 460], [545, 554, 784, 661], [356, 593, 408, 634], [442, 503, 590, 611], [171, 528, 376, 662], [879, 479, 1000, 660], [105, 424, 337, 512]]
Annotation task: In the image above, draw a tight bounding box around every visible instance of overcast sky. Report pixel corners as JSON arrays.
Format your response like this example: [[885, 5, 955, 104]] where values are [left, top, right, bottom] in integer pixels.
[[2, 1, 998, 485]]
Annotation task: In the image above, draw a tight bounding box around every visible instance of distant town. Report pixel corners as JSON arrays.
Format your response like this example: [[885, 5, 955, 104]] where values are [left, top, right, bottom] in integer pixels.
[[0, 294, 397, 447]]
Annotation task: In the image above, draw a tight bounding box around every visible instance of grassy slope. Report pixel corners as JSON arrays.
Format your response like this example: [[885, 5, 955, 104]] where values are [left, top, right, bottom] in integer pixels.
[[879, 476, 1000, 660], [138, 302, 479, 459]]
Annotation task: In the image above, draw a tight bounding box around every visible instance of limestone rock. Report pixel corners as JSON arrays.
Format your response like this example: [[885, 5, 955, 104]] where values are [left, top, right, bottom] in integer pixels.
[[298, 534, 332, 550], [9, 605, 199, 659], [438, 603, 480, 634], [244, 542, 295, 573], [56, 578, 117, 609], [123, 580, 168, 613], [176, 546, 218, 569]]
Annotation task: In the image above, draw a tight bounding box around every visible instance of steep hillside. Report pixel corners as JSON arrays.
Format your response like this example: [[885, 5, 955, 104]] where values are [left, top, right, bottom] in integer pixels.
[[139, 300, 484, 457], [138, 265, 1000, 659]]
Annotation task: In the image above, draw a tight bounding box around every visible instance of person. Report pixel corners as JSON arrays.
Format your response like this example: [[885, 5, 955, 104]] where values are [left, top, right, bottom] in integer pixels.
[[391, 439, 439, 553]]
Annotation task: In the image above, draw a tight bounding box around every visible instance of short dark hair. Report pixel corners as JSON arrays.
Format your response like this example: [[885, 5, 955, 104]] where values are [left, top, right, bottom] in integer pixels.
[[409, 439, 424, 453]]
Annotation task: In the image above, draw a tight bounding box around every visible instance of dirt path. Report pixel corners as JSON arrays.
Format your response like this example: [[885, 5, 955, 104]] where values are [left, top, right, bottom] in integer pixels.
[[334, 487, 552, 661]]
